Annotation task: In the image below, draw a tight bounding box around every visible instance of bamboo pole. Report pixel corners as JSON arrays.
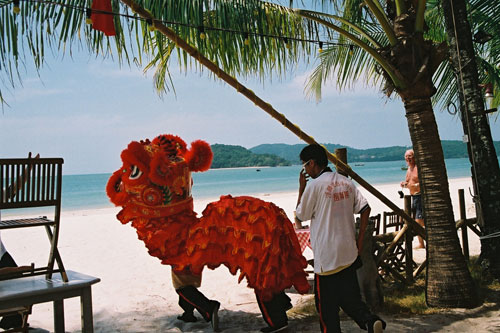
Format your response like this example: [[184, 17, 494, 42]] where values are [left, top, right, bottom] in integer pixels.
[[459, 189, 469, 261], [334, 148, 348, 177], [413, 260, 426, 279], [404, 195, 413, 283], [377, 224, 409, 265], [456, 218, 480, 236], [373, 231, 398, 243], [120, 0, 425, 238]]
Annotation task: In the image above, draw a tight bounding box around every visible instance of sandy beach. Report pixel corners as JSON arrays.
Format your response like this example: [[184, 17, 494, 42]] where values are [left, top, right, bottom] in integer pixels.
[[2, 176, 498, 332]]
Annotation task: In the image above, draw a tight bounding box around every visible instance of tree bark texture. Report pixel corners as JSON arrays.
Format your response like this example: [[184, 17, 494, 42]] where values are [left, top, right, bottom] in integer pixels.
[[392, 6, 477, 306], [442, 0, 500, 278], [403, 97, 477, 307]]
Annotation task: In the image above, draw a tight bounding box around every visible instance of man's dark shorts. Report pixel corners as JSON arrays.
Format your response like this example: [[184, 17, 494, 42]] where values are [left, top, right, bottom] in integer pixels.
[[412, 194, 423, 220]]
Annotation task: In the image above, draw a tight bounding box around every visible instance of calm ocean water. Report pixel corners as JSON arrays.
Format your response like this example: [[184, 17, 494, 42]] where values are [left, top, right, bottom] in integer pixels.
[[58, 158, 475, 211]]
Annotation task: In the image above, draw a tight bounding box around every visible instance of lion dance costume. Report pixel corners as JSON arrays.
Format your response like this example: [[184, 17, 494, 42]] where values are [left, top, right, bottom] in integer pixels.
[[106, 134, 309, 331]]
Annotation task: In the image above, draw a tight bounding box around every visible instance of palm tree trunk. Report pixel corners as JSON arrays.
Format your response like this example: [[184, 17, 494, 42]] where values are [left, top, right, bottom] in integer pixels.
[[442, 0, 500, 279], [403, 97, 477, 307]]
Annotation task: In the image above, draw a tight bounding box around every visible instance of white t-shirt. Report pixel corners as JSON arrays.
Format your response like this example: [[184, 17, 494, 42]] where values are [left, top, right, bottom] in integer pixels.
[[296, 171, 368, 274]]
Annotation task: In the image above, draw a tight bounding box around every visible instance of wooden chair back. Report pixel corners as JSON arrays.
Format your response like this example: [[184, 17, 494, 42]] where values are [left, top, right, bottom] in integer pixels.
[[370, 213, 381, 235], [382, 211, 403, 234], [0, 157, 67, 281], [0, 158, 63, 211], [355, 214, 381, 236]]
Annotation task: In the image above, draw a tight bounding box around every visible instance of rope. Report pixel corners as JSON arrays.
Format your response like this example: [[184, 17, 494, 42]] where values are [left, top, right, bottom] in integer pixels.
[[480, 231, 500, 240], [5, 0, 357, 49]]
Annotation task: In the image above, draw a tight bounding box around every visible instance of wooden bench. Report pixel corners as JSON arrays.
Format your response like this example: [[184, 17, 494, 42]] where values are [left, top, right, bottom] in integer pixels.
[[0, 270, 100, 333]]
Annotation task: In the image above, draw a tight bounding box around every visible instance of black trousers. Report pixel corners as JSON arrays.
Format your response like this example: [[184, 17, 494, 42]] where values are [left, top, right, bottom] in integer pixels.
[[176, 285, 216, 322], [314, 257, 379, 333], [255, 291, 291, 328]]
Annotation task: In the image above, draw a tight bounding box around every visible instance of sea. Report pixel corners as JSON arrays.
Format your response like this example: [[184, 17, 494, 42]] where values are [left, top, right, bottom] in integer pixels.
[[59, 158, 476, 212]]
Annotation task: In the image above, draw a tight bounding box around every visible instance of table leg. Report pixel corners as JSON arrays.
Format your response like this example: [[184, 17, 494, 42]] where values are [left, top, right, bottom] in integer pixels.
[[81, 287, 94, 333], [53, 299, 65, 333]]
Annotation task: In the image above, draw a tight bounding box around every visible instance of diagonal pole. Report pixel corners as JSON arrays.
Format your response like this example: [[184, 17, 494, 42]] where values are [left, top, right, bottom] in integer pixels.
[[120, 0, 424, 238]]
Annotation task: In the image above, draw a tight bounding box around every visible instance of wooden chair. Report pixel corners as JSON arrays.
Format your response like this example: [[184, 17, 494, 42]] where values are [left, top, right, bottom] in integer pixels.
[[377, 211, 408, 281], [0, 157, 67, 282], [356, 214, 382, 263], [370, 214, 381, 235], [0, 265, 35, 332], [382, 211, 403, 234], [355, 214, 381, 236], [0, 305, 31, 333]]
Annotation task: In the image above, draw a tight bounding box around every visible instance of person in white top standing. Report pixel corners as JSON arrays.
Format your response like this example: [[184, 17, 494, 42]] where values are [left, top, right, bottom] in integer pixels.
[[295, 144, 385, 333]]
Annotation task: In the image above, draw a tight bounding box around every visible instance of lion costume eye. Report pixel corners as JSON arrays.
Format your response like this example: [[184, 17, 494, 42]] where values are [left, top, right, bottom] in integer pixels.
[[129, 165, 143, 180]]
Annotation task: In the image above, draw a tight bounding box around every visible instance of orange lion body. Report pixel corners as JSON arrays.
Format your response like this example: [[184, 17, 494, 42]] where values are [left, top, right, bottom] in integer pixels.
[[106, 134, 309, 301]]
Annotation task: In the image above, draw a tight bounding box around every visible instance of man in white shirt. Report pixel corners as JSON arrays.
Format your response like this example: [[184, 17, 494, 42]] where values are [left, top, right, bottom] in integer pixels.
[[295, 144, 385, 333]]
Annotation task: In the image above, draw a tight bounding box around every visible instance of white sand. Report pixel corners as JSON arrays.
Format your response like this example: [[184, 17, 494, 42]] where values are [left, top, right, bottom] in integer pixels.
[[2, 176, 496, 332]]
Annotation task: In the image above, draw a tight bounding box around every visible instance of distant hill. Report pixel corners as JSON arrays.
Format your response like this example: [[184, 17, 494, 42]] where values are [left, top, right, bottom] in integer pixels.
[[210, 144, 291, 168], [250, 140, 500, 164]]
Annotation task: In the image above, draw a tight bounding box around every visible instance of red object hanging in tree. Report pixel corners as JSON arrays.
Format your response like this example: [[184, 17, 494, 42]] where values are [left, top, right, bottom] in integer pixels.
[[91, 0, 116, 36]]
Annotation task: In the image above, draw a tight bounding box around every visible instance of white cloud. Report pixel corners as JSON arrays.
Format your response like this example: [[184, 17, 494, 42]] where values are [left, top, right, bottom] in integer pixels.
[[87, 62, 146, 79], [286, 68, 384, 101]]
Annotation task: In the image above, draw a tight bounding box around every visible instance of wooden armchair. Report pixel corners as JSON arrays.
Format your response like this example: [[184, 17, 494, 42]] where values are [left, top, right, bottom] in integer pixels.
[[0, 157, 67, 282], [377, 211, 415, 281]]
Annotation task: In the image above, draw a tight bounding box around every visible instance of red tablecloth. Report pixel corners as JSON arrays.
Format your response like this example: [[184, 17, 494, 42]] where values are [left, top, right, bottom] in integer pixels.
[[295, 229, 311, 253]]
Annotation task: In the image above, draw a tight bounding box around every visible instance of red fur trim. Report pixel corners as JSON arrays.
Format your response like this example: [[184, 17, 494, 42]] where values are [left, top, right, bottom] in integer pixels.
[[149, 151, 170, 186], [149, 152, 188, 186], [106, 170, 129, 206], [153, 134, 187, 156], [186, 140, 213, 172], [121, 141, 150, 173]]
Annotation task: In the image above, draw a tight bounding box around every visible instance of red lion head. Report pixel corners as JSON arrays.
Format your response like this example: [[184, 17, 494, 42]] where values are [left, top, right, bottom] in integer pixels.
[[106, 134, 213, 222]]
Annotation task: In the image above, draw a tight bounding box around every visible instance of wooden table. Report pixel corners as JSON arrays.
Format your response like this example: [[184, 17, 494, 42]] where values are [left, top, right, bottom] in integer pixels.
[[0, 270, 100, 333]]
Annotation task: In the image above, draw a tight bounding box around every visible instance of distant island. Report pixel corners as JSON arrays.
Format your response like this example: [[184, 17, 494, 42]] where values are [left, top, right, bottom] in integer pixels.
[[210, 140, 500, 168], [210, 144, 291, 168]]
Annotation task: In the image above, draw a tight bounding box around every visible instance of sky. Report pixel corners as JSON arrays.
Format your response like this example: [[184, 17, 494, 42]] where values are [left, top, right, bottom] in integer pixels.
[[1, 50, 498, 175]]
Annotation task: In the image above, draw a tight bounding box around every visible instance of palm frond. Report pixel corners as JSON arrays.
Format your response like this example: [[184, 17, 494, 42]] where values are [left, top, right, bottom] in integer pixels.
[[428, 0, 500, 112]]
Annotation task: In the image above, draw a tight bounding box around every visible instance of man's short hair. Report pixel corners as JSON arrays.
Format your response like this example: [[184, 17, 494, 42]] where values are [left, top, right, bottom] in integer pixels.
[[300, 144, 328, 168]]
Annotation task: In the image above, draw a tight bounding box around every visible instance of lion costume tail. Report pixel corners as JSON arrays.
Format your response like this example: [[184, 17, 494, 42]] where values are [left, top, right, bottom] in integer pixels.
[[168, 195, 310, 301]]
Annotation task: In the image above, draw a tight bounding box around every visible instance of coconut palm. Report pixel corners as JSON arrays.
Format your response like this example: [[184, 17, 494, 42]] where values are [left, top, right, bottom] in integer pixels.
[[441, 0, 500, 279], [394, 0, 500, 279], [287, 0, 479, 307], [0, 0, 482, 306], [302, 0, 500, 297], [433, 0, 500, 111]]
